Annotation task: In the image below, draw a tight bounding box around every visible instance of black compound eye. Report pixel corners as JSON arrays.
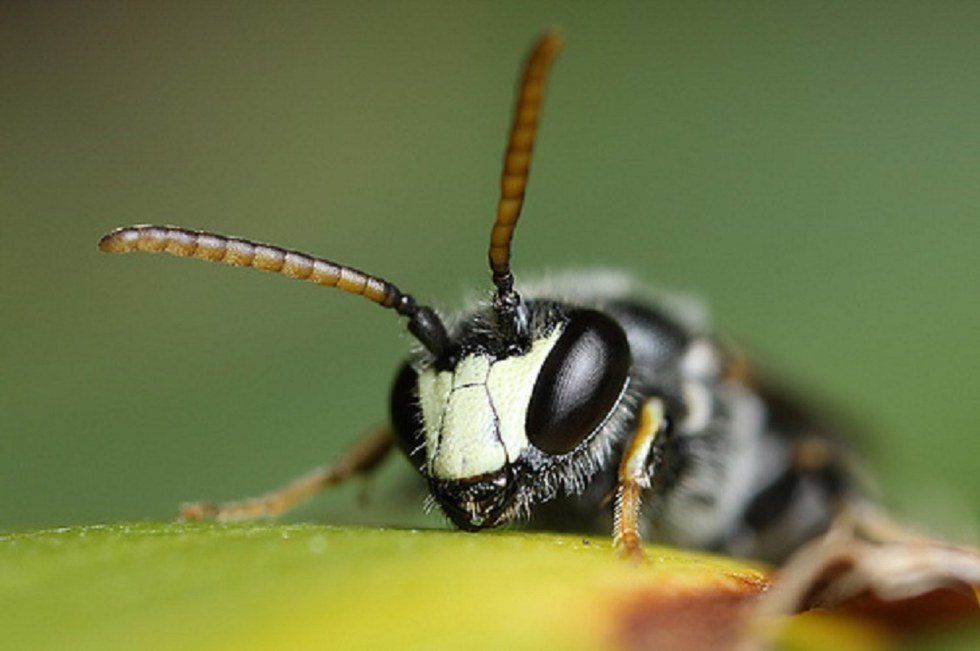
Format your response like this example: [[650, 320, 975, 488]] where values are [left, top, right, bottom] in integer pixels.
[[389, 362, 425, 470], [526, 310, 630, 455]]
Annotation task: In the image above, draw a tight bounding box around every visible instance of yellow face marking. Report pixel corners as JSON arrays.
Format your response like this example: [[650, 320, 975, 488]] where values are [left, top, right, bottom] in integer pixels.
[[486, 327, 563, 462], [416, 326, 564, 481]]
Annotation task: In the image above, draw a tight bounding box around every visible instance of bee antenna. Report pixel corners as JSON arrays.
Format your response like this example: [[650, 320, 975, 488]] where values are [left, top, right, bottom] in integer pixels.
[[98, 225, 451, 358], [488, 30, 562, 330]]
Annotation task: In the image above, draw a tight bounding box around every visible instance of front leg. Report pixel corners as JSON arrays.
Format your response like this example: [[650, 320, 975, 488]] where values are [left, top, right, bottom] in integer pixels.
[[613, 398, 667, 561], [180, 425, 394, 522]]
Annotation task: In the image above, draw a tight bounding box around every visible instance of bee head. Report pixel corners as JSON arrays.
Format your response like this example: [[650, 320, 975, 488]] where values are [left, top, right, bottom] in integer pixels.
[[390, 302, 631, 529]]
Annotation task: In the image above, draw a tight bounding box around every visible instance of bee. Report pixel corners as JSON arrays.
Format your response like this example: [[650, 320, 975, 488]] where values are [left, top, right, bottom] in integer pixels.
[[98, 32, 866, 564]]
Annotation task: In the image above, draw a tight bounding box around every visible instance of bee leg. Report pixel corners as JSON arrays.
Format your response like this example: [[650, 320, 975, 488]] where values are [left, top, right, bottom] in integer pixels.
[[178, 425, 395, 522], [738, 501, 980, 650], [613, 398, 666, 561]]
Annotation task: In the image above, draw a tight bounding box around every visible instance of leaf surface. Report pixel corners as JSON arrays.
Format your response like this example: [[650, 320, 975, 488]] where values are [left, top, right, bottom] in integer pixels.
[[0, 523, 975, 650]]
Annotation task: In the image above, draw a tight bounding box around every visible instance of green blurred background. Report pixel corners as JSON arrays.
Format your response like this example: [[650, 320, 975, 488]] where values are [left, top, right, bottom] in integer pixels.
[[1, 2, 977, 534]]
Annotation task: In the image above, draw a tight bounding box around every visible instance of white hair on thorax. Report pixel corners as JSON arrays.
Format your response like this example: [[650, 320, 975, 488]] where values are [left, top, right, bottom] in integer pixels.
[[516, 268, 712, 335]]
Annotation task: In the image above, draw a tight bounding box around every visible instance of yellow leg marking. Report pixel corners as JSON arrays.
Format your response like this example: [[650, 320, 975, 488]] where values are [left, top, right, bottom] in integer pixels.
[[613, 399, 665, 561], [179, 426, 394, 522]]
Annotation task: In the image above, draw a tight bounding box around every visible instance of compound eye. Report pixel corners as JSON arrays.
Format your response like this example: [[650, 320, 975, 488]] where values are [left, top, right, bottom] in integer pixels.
[[526, 310, 630, 455], [389, 362, 425, 469]]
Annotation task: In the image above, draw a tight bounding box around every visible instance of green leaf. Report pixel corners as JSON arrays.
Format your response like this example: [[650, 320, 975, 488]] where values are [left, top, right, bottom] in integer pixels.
[[0, 523, 974, 650], [0, 523, 758, 650]]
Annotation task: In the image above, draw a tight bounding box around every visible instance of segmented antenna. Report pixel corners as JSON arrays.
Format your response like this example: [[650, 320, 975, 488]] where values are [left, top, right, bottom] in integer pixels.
[[98, 225, 450, 357], [488, 31, 562, 298]]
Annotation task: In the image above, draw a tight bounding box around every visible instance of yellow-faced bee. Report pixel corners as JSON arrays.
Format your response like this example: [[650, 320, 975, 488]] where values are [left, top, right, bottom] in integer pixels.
[[96, 34, 946, 573]]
